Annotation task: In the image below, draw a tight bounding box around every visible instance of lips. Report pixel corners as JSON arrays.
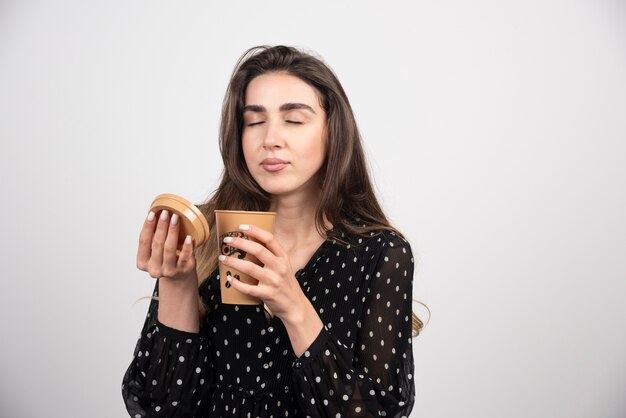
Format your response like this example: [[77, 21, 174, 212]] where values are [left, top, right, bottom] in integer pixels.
[[261, 158, 289, 172]]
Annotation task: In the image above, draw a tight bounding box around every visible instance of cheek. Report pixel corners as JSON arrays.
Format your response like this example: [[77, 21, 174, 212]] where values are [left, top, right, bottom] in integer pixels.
[[315, 141, 325, 164], [301, 134, 326, 174], [313, 131, 327, 163], [241, 133, 253, 157]]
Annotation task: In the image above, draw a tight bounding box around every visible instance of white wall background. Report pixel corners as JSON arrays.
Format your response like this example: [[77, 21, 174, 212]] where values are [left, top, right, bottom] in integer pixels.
[[1, 1, 625, 417]]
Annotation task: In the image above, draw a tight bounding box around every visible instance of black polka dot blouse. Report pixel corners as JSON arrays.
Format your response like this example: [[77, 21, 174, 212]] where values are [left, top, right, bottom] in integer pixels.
[[122, 229, 415, 417]]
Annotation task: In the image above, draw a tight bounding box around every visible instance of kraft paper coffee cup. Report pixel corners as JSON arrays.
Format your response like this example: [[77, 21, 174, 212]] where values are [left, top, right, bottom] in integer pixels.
[[149, 194, 210, 250], [215, 210, 276, 305]]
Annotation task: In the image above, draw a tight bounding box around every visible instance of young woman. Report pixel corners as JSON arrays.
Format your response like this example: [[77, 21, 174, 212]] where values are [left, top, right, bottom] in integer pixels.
[[122, 45, 423, 418]]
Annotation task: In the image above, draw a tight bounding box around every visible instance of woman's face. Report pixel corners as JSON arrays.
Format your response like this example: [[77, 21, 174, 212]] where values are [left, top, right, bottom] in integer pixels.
[[242, 72, 327, 199]]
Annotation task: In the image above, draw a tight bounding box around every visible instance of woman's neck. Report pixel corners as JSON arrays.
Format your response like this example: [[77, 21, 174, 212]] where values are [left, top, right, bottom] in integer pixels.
[[269, 190, 324, 252]]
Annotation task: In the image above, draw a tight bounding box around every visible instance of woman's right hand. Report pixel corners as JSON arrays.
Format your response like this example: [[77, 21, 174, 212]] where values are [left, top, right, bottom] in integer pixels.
[[136, 209, 200, 332], [136, 209, 198, 284]]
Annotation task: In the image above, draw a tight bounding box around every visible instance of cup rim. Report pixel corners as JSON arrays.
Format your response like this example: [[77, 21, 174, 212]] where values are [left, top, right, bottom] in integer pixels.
[[214, 210, 277, 215]]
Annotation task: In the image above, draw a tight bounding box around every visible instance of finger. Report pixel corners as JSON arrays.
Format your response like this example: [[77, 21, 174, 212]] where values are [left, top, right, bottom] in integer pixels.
[[148, 210, 170, 271], [222, 235, 274, 266], [137, 211, 157, 270], [226, 273, 265, 299], [177, 234, 195, 269], [238, 224, 286, 258], [162, 213, 181, 270], [219, 254, 268, 283]]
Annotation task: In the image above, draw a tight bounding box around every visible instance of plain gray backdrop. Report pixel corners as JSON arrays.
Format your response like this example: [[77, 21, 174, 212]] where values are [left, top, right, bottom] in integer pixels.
[[1, 1, 625, 417]]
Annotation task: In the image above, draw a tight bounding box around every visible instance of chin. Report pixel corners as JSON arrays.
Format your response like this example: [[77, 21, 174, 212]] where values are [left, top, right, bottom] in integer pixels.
[[251, 171, 321, 198], [252, 178, 295, 196], [259, 185, 297, 196]]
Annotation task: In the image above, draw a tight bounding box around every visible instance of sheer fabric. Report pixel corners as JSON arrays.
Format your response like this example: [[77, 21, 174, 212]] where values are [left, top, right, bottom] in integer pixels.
[[122, 230, 415, 417]]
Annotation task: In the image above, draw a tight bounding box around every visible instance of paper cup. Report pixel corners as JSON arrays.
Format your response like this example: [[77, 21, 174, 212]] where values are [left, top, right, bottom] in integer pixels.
[[149, 194, 210, 249], [215, 210, 276, 305]]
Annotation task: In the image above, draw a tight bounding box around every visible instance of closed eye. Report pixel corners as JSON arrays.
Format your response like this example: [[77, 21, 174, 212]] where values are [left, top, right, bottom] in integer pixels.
[[286, 120, 303, 124], [246, 121, 265, 127]]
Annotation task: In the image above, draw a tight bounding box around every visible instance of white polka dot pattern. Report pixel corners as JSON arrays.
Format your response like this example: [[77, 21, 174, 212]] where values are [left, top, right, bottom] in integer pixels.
[[121, 230, 415, 417]]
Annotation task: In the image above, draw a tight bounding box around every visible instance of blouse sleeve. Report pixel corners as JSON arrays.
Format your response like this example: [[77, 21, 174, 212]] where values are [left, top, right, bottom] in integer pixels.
[[121, 280, 214, 418], [291, 238, 415, 417]]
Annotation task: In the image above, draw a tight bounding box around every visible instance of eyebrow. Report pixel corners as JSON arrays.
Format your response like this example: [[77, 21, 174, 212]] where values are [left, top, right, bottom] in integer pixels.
[[243, 103, 317, 114]]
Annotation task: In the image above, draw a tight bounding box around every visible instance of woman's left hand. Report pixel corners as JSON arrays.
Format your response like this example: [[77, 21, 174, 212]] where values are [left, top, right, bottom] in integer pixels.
[[218, 224, 306, 322], [219, 224, 324, 356]]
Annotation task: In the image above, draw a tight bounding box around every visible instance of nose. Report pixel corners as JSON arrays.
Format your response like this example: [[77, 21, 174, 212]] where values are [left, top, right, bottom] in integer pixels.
[[262, 120, 283, 150]]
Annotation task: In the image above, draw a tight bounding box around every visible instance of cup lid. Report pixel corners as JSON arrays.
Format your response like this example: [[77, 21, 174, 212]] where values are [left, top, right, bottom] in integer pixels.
[[149, 193, 210, 246]]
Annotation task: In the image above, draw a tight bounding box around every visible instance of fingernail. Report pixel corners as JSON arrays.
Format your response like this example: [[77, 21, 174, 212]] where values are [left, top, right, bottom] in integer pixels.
[[184, 235, 192, 245], [218, 255, 227, 262], [160, 210, 169, 221], [226, 274, 232, 282], [223, 236, 234, 243], [147, 211, 155, 222], [171, 213, 179, 225], [239, 224, 250, 231]]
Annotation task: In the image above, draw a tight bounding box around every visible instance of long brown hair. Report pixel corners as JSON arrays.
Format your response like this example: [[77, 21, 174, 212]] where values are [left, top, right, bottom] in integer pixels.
[[194, 45, 426, 336]]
